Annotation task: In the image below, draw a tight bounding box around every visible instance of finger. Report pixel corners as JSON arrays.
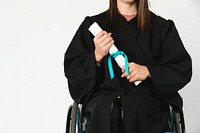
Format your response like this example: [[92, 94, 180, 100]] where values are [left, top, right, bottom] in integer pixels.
[[99, 33, 110, 43], [129, 65, 137, 75], [121, 73, 125, 78], [103, 40, 114, 50], [127, 71, 136, 80], [101, 36, 113, 47], [94, 31, 107, 45], [129, 62, 135, 66], [121, 73, 128, 78], [121, 67, 125, 73], [128, 69, 132, 74], [97, 33, 111, 45], [128, 62, 136, 68], [126, 75, 132, 80], [94, 31, 105, 45], [130, 66, 137, 74], [129, 74, 140, 82], [96, 31, 107, 39], [129, 77, 137, 82]]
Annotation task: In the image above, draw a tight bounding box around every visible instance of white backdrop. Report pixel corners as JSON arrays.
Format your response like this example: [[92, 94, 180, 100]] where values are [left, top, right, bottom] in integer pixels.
[[0, 0, 199, 133]]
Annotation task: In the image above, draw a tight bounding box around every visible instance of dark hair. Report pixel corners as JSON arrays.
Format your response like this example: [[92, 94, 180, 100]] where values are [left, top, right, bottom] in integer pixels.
[[108, 0, 151, 31]]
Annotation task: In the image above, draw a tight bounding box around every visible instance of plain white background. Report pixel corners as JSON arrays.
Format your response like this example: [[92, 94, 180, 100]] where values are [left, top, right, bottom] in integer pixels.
[[0, 0, 199, 132]]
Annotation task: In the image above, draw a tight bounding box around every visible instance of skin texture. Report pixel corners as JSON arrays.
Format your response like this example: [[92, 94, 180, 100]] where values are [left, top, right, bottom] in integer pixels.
[[94, 31, 114, 62], [93, 0, 151, 82], [117, 0, 137, 15]]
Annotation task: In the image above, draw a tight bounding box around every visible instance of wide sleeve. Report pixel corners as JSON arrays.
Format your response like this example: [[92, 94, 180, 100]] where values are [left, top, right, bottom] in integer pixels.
[[64, 17, 97, 104], [147, 20, 192, 95]]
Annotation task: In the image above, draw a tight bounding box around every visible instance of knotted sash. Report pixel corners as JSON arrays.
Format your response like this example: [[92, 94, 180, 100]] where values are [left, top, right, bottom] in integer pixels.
[[108, 51, 129, 79]]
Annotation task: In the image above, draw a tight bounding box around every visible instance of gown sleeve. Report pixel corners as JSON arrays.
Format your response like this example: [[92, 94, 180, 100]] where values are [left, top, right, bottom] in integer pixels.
[[147, 20, 192, 95], [64, 17, 97, 104]]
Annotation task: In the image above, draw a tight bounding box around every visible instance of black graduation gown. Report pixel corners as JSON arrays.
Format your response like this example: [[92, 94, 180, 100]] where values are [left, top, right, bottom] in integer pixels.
[[64, 11, 192, 133]]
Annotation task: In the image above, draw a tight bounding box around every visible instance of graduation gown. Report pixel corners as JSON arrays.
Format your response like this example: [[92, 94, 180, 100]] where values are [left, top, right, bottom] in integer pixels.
[[64, 11, 192, 133]]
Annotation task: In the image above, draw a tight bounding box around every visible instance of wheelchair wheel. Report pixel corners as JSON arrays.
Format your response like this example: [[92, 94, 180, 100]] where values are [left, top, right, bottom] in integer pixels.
[[168, 106, 185, 133], [66, 102, 78, 133], [66, 105, 72, 133], [174, 112, 181, 133], [172, 111, 185, 133]]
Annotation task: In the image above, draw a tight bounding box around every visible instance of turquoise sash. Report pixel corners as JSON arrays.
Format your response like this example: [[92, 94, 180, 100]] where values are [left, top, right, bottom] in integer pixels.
[[108, 51, 129, 79]]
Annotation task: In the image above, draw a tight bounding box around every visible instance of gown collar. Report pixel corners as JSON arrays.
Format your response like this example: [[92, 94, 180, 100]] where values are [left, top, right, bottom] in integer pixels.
[[117, 12, 138, 30]]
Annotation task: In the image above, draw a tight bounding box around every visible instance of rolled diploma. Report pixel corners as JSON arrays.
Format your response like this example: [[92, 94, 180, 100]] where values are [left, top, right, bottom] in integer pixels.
[[89, 22, 141, 85]]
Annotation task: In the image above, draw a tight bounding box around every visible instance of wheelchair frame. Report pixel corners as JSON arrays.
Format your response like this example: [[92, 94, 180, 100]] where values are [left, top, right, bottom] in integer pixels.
[[66, 101, 186, 133]]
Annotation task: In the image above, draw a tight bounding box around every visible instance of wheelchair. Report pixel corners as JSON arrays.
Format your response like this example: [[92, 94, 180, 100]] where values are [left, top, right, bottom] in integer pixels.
[[66, 101, 186, 133]]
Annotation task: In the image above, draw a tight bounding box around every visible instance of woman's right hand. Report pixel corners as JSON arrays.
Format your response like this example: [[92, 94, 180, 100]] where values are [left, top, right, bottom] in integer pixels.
[[93, 31, 114, 62]]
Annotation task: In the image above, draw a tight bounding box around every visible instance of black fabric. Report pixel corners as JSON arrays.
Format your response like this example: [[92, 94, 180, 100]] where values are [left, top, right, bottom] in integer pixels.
[[110, 98, 124, 133], [83, 87, 170, 133], [64, 11, 192, 133]]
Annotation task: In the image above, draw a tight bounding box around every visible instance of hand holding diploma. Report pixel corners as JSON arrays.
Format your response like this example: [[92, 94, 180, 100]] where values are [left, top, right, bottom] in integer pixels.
[[93, 31, 114, 62], [121, 63, 151, 83], [89, 22, 142, 85]]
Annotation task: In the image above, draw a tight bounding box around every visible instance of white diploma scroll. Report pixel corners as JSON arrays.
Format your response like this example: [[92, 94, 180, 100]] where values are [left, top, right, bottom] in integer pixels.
[[89, 22, 141, 86]]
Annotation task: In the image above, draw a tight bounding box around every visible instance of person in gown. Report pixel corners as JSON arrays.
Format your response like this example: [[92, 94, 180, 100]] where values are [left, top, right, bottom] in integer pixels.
[[64, 0, 192, 132]]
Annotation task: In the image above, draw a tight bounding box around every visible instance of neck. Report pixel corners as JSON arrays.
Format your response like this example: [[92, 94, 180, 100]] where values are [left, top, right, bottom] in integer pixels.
[[117, 0, 137, 15]]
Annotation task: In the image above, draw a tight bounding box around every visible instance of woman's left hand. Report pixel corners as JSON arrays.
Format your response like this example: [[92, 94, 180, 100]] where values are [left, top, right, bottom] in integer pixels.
[[121, 62, 151, 82]]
